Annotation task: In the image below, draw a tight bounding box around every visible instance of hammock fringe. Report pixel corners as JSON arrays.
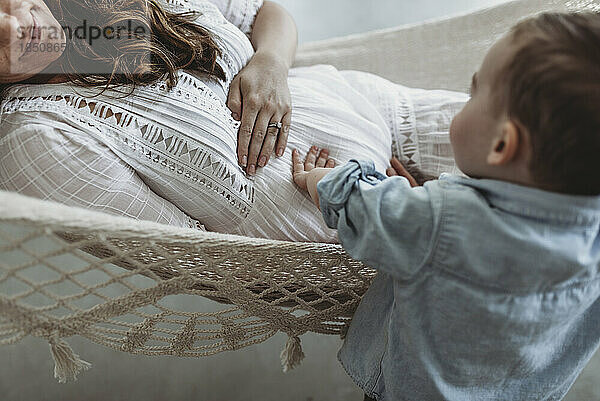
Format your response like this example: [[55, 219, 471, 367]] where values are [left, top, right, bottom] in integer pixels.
[[280, 335, 305, 373], [48, 334, 92, 383]]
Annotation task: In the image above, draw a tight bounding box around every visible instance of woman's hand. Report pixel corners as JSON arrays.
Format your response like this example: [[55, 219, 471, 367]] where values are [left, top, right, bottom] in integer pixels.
[[292, 146, 336, 207], [227, 50, 292, 176], [386, 157, 419, 187]]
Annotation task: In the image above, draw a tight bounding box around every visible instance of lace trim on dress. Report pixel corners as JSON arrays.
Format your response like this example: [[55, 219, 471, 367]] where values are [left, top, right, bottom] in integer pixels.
[[153, 70, 240, 127], [187, 215, 206, 230], [1, 75, 256, 218], [389, 87, 419, 168]]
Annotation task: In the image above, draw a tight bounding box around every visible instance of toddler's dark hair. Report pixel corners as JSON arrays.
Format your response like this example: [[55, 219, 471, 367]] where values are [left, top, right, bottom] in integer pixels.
[[492, 12, 600, 195]]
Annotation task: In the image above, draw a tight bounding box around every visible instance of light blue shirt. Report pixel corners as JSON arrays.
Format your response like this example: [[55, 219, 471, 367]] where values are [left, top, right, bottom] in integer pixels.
[[316, 159, 600, 401]]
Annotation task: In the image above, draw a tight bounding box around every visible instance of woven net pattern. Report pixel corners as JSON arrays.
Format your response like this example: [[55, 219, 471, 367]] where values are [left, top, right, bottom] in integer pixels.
[[0, 190, 375, 382]]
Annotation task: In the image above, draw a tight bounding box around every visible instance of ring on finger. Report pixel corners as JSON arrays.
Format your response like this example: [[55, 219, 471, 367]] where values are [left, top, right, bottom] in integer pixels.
[[267, 121, 282, 130]]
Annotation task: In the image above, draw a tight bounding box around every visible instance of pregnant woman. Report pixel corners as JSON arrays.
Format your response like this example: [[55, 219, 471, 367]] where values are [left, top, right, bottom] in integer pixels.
[[0, 0, 467, 242]]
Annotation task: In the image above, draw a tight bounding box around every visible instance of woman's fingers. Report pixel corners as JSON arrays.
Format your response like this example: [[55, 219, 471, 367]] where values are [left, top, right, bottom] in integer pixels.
[[390, 157, 419, 187], [275, 110, 292, 158], [315, 148, 329, 167], [326, 159, 336, 168], [227, 76, 242, 121], [257, 114, 282, 169], [246, 108, 273, 175], [237, 101, 259, 169], [386, 167, 398, 177]]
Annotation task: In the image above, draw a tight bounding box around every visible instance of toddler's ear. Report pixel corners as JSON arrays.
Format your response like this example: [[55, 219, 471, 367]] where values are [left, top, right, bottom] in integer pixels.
[[487, 120, 520, 166]]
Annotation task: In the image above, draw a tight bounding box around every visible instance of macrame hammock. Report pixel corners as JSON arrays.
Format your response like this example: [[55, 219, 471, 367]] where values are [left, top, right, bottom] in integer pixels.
[[0, 0, 594, 384]]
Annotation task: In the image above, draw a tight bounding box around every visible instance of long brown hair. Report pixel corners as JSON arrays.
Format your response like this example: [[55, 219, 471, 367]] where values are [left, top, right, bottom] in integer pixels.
[[491, 12, 600, 195], [4, 0, 226, 96]]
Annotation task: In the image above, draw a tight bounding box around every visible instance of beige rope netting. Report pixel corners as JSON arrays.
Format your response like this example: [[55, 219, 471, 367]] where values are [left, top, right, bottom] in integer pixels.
[[0, 190, 375, 382], [0, 0, 592, 383]]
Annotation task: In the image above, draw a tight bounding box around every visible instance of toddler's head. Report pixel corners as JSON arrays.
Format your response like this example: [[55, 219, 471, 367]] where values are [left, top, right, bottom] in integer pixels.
[[450, 12, 600, 195]]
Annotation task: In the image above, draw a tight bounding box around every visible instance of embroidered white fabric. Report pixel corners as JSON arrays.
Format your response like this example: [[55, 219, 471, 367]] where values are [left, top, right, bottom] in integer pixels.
[[0, 0, 468, 243]]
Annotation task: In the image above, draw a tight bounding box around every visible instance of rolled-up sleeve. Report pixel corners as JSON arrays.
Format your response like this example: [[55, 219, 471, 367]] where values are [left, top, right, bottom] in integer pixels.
[[317, 159, 440, 281]]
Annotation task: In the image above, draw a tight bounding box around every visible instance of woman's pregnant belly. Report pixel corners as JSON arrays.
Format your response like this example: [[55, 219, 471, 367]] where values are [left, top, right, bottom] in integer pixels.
[[231, 64, 393, 242], [0, 66, 393, 243]]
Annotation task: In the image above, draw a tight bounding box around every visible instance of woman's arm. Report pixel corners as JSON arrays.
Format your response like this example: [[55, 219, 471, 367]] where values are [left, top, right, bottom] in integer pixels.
[[226, 1, 298, 175], [250, 1, 297, 69]]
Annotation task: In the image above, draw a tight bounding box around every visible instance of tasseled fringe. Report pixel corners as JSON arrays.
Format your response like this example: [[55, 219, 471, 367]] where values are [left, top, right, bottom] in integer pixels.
[[280, 335, 305, 373], [48, 334, 92, 383]]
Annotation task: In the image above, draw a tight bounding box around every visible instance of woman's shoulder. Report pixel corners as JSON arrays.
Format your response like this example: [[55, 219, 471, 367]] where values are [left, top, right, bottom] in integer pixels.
[[156, 0, 226, 25], [154, 0, 256, 84]]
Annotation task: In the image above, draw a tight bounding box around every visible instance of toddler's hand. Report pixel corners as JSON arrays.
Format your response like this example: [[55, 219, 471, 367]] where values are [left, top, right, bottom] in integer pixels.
[[386, 157, 419, 187], [292, 146, 336, 191]]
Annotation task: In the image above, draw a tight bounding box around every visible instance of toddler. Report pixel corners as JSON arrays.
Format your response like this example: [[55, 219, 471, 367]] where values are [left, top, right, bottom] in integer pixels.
[[292, 11, 600, 401]]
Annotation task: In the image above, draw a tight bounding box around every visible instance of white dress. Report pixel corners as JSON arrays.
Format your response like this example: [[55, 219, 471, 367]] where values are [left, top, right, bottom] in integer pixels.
[[0, 0, 468, 243]]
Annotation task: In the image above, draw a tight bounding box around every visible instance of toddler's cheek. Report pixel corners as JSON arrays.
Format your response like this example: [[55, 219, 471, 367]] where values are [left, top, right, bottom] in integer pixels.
[[448, 113, 469, 170], [449, 103, 470, 145], [449, 114, 460, 145]]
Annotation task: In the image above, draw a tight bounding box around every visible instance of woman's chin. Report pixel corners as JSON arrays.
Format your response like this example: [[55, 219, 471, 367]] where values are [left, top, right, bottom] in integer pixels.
[[0, 70, 38, 84], [2, 53, 65, 83]]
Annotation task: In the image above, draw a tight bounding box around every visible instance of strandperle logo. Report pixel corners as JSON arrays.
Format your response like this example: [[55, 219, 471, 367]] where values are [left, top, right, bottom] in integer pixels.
[[17, 19, 148, 53]]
